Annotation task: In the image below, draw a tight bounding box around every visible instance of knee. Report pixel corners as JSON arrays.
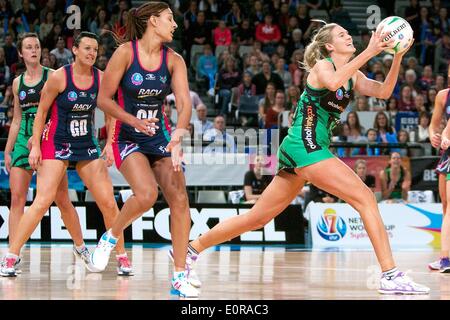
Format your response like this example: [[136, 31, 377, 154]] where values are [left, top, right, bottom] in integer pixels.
[[54, 193, 72, 211], [245, 213, 271, 231], [10, 191, 28, 207], [32, 195, 55, 213], [352, 187, 376, 211], [166, 191, 189, 214], [134, 189, 158, 212]]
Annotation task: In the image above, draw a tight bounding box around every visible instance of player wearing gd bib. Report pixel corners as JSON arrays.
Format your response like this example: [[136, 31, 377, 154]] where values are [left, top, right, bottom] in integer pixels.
[[1, 33, 94, 276], [185, 22, 429, 295], [0, 32, 132, 277]]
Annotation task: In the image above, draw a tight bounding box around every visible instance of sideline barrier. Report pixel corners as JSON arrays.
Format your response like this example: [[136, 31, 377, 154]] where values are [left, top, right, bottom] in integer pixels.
[[0, 203, 305, 244]]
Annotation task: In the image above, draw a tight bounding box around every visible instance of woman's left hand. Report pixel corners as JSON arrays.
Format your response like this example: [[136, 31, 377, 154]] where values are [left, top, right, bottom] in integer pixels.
[[395, 38, 415, 58], [101, 143, 114, 167], [166, 129, 189, 172]]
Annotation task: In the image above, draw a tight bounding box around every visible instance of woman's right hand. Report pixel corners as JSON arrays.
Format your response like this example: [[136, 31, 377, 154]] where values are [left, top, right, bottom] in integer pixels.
[[5, 152, 12, 173], [29, 145, 42, 171], [431, 133, 441, 148], [366, 28, 395, 57], [441, 136, 450, 150], [132, 117, 159, 136]]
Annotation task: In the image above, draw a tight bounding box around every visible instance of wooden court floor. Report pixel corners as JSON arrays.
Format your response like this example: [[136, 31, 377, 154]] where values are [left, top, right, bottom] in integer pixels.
[[0, 244, 448, 300]]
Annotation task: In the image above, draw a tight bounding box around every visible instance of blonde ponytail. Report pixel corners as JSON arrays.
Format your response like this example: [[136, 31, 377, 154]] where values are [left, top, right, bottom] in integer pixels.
[[301, 23, 338, 71]]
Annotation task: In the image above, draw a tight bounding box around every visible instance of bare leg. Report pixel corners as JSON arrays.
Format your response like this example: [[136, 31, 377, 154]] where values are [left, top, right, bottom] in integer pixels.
[[191, 171, 305, 252], [110, 153, 158, 236], [54, 174, 84, 247], [298, 157, 395, 272], [439, 174, 447, 216], [9, 160, 67, 255], [441, 179, 450, 258], [152, 157, 190, 272], [8, 167, 33, 246], [76, 159, 126, 255]]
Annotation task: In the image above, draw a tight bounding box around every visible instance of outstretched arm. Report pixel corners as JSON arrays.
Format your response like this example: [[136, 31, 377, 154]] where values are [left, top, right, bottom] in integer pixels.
[[309, 29, 394, 91], [354, 40, 414, 99]]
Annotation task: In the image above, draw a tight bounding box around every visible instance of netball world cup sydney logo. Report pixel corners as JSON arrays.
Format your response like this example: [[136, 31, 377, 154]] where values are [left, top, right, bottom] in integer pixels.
[[317, 208, 347, 241]]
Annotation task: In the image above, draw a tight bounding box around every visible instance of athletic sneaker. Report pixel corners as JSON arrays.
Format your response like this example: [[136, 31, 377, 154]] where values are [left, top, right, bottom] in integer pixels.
[[117, 255, 134, 276], [379, 272, 430, 294], [0, 255, 18, 277], [168, 248, 201, 288], [440, 257, 450, 273], [90, 230, 117, 272], [428, 259, 441, 271], [171, 272, 199, 298], [73, 245, 99, 272]]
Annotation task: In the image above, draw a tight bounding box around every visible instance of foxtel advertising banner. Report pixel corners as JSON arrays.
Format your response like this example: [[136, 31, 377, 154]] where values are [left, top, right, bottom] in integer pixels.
[[0, 203, 305, 244], [307, 202, 442, 249]]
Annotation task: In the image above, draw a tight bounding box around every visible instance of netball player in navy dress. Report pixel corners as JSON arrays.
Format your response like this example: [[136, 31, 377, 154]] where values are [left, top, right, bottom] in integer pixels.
[[90, 2, 198, 297]]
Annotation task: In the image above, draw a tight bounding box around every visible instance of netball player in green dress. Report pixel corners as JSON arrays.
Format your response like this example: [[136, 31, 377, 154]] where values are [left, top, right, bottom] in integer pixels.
[[176, 23, 430, 295]]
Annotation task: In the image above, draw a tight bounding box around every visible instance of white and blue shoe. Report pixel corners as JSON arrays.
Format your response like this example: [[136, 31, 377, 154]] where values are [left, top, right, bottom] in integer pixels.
[[168, 248, 201, 288], [90, 230, 118, 272], [73, 245, 99, 272], [171, 272, 199, 298]]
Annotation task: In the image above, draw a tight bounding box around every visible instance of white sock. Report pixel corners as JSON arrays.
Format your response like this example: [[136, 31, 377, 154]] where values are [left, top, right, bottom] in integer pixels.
[[6, 253, 19, 260], [382, 267, 399, 280]]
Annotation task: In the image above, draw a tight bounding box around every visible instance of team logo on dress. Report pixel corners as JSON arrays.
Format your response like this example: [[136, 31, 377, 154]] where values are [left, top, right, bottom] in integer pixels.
[[19, 91, 27, 100], [28, 89, 35, 94], [159, 76, 167, 84], [120, 143, 139, 160], [336, 88, 344, 101], [317, 208, 347, 241], [146, 73, 156, 80], [90, 93, 97, 100], [159, 146, 167, 153], [87, 147, 98, 156], [131, 73, 144, 85], [55, 143, 73, 160], [79, 91, 87, 98], [68, 91, 78, 102]]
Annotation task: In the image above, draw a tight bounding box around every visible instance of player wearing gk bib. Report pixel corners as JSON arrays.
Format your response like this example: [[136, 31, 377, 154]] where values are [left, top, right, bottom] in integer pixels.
[[91, 2, 198, 298], [0, 32, 132, 277], [185, 22, 429, 295], [113, 41, 172, 168], [428, 65, 450, 271], [2, 33, 94, 276]]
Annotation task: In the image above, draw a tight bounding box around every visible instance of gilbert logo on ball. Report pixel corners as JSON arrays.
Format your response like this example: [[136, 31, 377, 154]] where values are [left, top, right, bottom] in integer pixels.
[[376, 16, 413, 54]]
